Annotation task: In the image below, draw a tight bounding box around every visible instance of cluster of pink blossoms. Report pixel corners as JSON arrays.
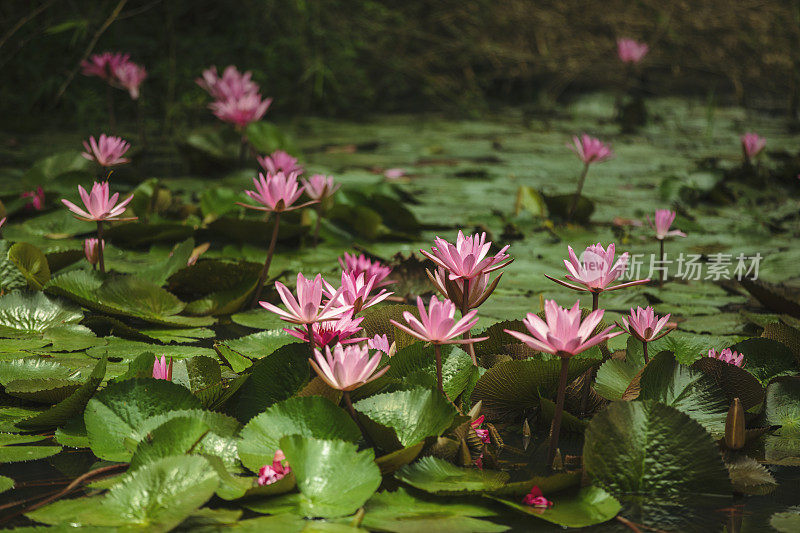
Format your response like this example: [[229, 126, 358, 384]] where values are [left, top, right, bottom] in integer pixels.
[[197, 65, 271, 129], [260, 253, 397, 390], [81, 52, 147, 100]]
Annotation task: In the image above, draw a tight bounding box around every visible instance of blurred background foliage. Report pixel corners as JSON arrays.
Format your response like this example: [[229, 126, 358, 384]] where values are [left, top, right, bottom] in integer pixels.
[[2, 0, 800, 132]]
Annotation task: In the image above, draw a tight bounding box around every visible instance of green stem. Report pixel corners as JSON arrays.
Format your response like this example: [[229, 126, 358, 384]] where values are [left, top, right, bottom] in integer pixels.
[[313, 205, 322, 247], [106, 83, 115, 132], [96, 221, 105, 274], [250, 212, 280, 307], [547, 357, 570, 468], [461, 278, 477, 366], [659, 239, 665, 288], [343, 390, 375, 449], [306, 323, 316, 355], [434, 344, 444, 395], [643, 341, 649, 364], [591, 291, 599, 311], [567, 163, 590, 222]]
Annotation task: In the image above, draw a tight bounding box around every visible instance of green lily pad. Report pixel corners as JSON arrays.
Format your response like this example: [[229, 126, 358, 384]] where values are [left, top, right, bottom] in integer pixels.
[[130, 415, 238, 471], [248, 435, 382, 519], [238, 396, 361, 473], [45, 270, 214, 327], [395, 456, 509, 495], [771, 507, 800, 533], [638, 351, 729, 436], [361, 487, 507, 533], [230, 308, 289, 330], [84, 378, 202, 461], [583, 400, 732, 496], [376, 343, 476, 402], [0, 444, 61, 462], [222, 330, 299, 360], [490, 485, 621, 528], [0, 475, 13, 495], [16, 357, 107, 429], [763, 377, 800, 465], [8, 242, 51, 290], [691, 356, 765, 411], [229, 342, 311, 422], [27, 455, 218, 532], [728, 338, 798, 385], [595, 358, 641, 401], [354, 387, 457, 449], [0, 291, 82, 336], [472, 357, 599, 419], [0, 358, 80, 387]]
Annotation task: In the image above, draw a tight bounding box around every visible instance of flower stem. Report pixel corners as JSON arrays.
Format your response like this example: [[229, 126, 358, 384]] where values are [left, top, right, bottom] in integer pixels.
[[461, 278, 477, 366], [642, 341, 649, 364], [137, 98, 147, 149], [148, 181, 158, 223], [106, 84, 115, 132], [659, 239, 665, 288], [547, 357, 570, 469], [306, 323, 316, 355], [238, 135, 248, 167], [96, 221, 105, 274], [567, 163, 590, 222], [313, 205, 322, 247], [434, 343, 444, 395], [577, 291, 601, 417], [250, 212, 281, 307], [342, 390, 376, 449]]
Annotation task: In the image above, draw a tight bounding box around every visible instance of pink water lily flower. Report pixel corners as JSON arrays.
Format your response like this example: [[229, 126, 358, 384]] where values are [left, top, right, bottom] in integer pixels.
[[390, 295, 487, 345], [210, 93, 272, 129], [238, 172, 315, 213], [428, 267, 501, 310], [619, 306, 674, 343], [384, 168, 407, 180], [523, 486, 554, 508], [196, 65, 259, 101], [21, 187, 45, 211], [323, 272, 392, 314], [84, 238, 105, 266], [617, 38, 649, 64], [505, 300, 621, 357], [647, 209, 686, 240], [569, 134, 614, 165], [152, 355, 173, 381], [707, 348, 744, 367], [112, 60, 147, 100], [471, 415, 490, 444], [80, 52, 129, 81], [339, 253, 393, 288], [258, 449, 291, 486], [741, 132, 766, 160], [368, 334, 396, 357], [286, 311, 365, 347], [260, 273, 350, 326], [82, 134, 130, 167], [421, 231, 512, 282], [545, 243, 649, 293], [257, 150, 304, 175], [309, 343, 389, 391], [302, 174, 340, 201], [61, 182, 135, 222]]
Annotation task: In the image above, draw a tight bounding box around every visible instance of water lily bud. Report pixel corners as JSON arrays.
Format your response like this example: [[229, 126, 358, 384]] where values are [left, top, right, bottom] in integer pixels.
[[725, 397, 746, 450]]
